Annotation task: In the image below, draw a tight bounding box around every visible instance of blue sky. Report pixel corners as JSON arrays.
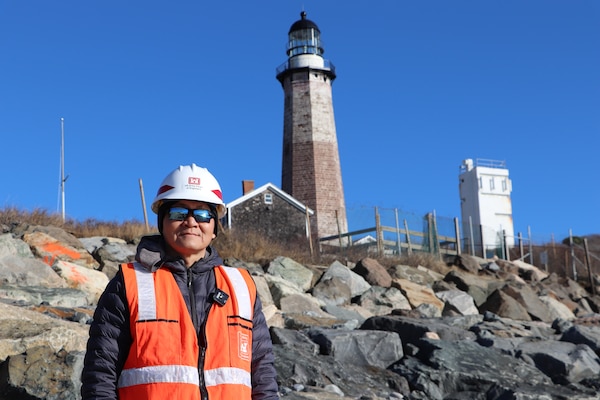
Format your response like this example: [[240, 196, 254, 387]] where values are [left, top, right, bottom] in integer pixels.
[[1, 1, 598, 243]]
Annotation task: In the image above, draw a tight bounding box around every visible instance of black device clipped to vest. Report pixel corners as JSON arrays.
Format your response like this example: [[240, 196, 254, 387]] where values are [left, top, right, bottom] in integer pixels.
[[213, 289, 229, 306]]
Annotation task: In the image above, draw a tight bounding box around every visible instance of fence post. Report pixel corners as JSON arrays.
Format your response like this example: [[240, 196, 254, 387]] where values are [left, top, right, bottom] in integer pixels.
[[479, 224, 485, 258], [394, 208, 402, 256], [518, 233, 524, 260], [469, 216, 475, 256], [528, 226, 534, 265], [584, 238, 595, 295], [426, 213, 435, 256], [375, 207, 383, 257], [335, 210, 343, 249], [404, 219, 413, 255], [305, 207, 314, 257], [569, 229, 577, 281], [454, 217, 461, 255], [503, 230, 510, 260]]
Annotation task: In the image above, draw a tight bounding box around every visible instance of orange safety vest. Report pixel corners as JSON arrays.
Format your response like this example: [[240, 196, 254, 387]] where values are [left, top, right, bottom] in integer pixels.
[[117, 262, 256, 399]]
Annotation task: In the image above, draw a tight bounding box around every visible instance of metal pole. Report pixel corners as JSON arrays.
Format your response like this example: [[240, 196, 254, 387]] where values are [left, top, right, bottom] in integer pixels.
[[60, 118, 66, 222], [569, 229, 577, 281], [454, 217, 461, 255], [528, 226, 534, 265], [479, 224, 485, 258], [503, 230, 509, 261], [404, 219, 413, 255], [395, 208, 402, 256], [303, 206, 314, 257], [518, 232, 524, 260], [469, 216, 475, 256], [139, 178, 150, 232], [583, 238, 596, 295]]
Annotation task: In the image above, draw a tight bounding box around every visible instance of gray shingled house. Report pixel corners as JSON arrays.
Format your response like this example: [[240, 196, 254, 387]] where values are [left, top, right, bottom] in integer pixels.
[[224, 181, 314, 242]]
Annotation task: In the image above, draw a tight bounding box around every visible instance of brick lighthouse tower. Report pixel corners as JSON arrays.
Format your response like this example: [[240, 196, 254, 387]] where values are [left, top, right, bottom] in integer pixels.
[[276, 11, 348, 242]]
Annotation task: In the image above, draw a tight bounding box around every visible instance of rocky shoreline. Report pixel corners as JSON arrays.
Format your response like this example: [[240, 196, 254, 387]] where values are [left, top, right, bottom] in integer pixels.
[[0, 223, 599, 399]]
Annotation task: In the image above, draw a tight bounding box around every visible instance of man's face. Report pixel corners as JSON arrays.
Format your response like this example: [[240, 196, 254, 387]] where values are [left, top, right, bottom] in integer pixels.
[[162, 200, 216, 264]]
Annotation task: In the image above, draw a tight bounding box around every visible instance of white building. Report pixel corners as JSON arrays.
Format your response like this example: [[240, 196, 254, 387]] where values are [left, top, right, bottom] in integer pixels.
[[459, 158, 515, 256]]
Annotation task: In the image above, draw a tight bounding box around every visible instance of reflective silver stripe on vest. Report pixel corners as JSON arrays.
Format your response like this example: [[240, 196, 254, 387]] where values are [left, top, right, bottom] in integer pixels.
[[220, 266, 252, 320], [118, 364, 200, 388], [133, 262, 156, 321], [204, 366, 251, 388]]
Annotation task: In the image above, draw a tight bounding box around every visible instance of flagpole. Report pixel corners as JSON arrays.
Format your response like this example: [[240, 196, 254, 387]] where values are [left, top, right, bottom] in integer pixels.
[[60, 118, 66, 222]]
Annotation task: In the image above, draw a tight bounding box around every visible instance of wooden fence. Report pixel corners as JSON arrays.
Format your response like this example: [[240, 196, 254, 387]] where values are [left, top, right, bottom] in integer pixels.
[[318, 207, 461, 258]]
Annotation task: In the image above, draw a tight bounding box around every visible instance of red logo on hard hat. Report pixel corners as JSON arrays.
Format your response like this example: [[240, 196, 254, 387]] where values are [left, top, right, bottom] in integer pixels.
[[188, 177, 200, 185], [212, 190, 223, 200], [157, 185, 174, 195]]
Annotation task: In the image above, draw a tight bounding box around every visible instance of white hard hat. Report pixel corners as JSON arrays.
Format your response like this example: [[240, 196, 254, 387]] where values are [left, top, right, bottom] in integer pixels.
[[151, 163, 226, 218]]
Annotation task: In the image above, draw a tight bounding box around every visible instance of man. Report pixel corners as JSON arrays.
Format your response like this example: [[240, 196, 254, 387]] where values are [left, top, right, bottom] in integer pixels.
[[81, 163, 279, 399]]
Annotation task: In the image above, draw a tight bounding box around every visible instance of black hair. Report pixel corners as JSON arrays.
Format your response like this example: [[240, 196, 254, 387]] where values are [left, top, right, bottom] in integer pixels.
[[157, 201, 176, 235]]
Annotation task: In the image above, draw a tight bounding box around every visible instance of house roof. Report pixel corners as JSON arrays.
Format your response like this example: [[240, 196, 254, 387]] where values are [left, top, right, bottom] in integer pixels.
[[226, 182, 314, 215]]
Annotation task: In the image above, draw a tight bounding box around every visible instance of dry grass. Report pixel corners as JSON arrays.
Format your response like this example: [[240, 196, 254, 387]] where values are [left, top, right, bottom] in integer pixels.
[[7, 206, 593, 276], [0, 206, 153, 243]]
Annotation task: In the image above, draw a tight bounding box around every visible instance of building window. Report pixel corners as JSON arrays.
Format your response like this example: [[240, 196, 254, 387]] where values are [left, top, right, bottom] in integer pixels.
[[264, 193, 273, 205], [489, 178, 495, 191]]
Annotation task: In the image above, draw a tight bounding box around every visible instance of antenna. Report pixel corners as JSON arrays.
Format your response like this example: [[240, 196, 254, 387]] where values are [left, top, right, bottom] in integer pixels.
[[59, 118, 68, 222]]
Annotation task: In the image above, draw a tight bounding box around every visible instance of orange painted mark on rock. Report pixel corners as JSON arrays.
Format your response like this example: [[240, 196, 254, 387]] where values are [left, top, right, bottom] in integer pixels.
[[40, 242, 82, 260], [66, 265, 88, 285]]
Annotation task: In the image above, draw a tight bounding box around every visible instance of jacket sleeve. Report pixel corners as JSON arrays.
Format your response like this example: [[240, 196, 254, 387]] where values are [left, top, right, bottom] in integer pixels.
[[251, 294, 280, 399], [81, 270, 132, 400]]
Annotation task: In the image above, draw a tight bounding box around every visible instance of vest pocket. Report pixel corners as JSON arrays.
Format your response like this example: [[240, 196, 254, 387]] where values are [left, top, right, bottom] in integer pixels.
[[135, 320, 183, 364], [227, 316, 253, 363]]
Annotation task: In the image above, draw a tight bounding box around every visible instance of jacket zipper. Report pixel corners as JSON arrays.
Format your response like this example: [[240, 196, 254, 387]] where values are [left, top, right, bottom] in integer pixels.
[[188, 268, 209, 400]]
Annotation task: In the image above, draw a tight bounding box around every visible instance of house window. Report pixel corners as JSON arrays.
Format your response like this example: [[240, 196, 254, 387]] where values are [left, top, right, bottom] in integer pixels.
[[264, 193, 273, 205]]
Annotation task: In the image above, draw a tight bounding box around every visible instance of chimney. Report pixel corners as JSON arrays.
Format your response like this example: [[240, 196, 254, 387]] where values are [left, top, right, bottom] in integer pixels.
[[242, 180, 254, 195]]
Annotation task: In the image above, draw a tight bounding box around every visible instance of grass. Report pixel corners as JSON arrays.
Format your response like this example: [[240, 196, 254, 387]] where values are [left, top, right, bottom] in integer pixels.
[[0, 206, 448, 269], [1, 206, 595, 279], [0, 206, 152, 243]]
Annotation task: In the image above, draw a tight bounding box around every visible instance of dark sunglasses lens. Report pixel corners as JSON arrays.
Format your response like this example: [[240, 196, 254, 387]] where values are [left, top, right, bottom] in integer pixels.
[[192, 209, 213, 223], [168, 207, 189, 221]]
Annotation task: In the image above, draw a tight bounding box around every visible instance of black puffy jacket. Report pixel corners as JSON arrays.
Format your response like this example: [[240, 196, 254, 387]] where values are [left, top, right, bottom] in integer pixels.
[[81, 235, 279, 399]]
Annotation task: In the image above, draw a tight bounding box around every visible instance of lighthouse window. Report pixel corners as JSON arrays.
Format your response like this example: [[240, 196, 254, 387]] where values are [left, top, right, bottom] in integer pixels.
[[264, 193, 273, 205]]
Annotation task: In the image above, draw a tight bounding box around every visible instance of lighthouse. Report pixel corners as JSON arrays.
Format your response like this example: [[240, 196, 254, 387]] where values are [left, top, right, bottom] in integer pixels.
[[276, 11, 348, 242], [459, 158, 515, 257]]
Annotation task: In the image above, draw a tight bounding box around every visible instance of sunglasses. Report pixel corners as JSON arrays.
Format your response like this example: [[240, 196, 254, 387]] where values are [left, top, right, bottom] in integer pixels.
[[168, 207, 215, 223]]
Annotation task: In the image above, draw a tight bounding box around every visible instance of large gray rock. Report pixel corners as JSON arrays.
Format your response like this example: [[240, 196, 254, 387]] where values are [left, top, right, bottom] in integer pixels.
[[0, 345, 85, 400], [306, 328, 403, 369], [436, 289, 479, 316], [0, 256, 67, 288], [0, 286, 89, 308], [389, 339, 596, 400], [0, 233, 34, 258], [0, 302, 89, 361], [561, 324, 600, 355], [318, 261, 371, 297], [443, 269, 490, 306], [267, 256, 314, 292], [357, 286, 411, 316], [517, 340, 600, 384]]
